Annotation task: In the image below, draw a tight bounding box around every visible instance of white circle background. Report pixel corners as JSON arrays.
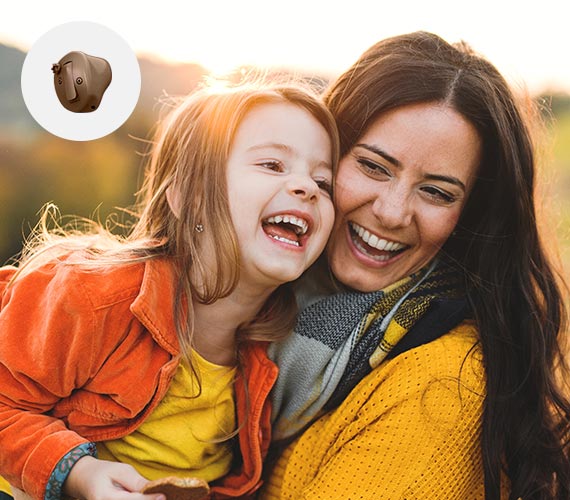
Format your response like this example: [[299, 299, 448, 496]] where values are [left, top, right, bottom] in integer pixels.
[[21, 21, 141, 141]]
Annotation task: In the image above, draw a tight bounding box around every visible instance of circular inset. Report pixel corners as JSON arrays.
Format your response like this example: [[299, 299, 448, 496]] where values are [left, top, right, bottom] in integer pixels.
[[21, 21, 141, 141]]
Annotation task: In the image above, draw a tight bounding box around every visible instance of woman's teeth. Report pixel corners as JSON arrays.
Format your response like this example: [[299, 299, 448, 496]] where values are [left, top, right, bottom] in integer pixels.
[[353, 238, 391, 261], [349, 222, 406, 252], [349, 222, 407, 261]]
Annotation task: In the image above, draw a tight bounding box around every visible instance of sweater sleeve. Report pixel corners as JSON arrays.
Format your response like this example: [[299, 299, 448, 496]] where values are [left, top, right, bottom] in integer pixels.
[[261, 323, 489, 500], [0, 264, 98, 500]]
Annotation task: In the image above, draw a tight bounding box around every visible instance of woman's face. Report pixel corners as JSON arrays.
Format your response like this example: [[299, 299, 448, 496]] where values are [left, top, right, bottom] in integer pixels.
[[327, 102, 482, 292]]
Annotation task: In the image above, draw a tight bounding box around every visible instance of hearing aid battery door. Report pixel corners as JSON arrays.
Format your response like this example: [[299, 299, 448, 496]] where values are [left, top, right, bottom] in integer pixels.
[[52, 51, 112, 113]]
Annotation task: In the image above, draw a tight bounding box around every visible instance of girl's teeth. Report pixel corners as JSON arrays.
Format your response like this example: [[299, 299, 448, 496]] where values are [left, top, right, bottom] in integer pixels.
[[270, 235, 299, 246], [265, 215, 308, 235]]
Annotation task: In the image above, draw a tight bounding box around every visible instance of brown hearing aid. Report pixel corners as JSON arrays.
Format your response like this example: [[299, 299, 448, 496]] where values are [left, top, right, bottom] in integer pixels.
[[52, 51, 112, 113]]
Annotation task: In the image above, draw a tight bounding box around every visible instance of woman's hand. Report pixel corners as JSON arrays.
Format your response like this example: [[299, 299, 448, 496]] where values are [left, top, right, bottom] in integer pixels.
[[63, 456, 165, 500]]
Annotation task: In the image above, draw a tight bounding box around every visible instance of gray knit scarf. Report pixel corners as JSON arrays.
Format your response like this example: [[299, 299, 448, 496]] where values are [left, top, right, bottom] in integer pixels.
[[269, 259, 466, 441]]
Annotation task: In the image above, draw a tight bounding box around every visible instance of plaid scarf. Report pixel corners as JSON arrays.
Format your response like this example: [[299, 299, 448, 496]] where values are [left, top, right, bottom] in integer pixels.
[[269, 259, 468, 441]]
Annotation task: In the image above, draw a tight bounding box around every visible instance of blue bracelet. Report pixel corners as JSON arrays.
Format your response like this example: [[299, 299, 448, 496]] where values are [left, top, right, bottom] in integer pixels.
[[45, 443, 97, 500]]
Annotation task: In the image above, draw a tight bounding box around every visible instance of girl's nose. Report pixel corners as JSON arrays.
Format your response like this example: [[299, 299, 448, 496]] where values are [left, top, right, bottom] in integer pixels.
[[288, 174, 319, 202]]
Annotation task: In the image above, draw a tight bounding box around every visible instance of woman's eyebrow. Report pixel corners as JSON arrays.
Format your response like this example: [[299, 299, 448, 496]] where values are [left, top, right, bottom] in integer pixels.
[[424, 174, 466, 191], [355, 143, 401, 167], [356, 143, 466, 191]]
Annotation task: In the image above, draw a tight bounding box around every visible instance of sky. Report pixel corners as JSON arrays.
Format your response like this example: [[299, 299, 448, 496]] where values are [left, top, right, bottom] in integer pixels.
[[1, 0, 569, 94]]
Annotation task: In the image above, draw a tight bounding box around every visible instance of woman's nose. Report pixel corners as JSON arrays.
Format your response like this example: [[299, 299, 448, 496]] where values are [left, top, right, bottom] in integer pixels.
[[371, 186, 412, 228]]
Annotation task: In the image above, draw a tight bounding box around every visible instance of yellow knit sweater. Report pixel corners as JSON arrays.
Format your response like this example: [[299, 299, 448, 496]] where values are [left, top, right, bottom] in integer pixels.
[[261, 322, 510, 499]]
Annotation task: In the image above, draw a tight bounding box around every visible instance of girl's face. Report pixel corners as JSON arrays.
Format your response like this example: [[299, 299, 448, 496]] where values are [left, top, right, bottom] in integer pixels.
[[327, 102, 482, 292], [226, 102, 335, 290]]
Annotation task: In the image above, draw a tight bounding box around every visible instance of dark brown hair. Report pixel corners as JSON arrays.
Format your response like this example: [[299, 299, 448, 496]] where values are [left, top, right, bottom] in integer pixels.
[[324, 31, 570, 499]]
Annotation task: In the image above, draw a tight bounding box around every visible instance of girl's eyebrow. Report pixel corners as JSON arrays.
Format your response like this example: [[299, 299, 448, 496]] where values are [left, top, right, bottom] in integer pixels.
[[248, 142, 332, 169], [247, 142, 292, 153], [355, 143, 466, 192]]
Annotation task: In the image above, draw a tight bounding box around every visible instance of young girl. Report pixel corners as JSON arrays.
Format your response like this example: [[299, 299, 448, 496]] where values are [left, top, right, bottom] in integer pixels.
[[0, 81, 338, 500]]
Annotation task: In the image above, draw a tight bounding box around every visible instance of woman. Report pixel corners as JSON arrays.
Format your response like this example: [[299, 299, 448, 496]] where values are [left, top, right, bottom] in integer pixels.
[[262, 31, 570, 499]]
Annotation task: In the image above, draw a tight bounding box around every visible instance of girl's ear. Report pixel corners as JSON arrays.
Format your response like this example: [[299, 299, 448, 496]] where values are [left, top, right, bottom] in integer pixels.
[[166, 185, 181, 219]]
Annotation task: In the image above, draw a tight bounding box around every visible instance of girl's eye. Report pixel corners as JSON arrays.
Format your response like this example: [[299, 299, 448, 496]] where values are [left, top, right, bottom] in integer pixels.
[[315, 178, 333, 196], [258, 160, 283, 172], [421, 186, 456, 204], [356, 157, 391, 177]]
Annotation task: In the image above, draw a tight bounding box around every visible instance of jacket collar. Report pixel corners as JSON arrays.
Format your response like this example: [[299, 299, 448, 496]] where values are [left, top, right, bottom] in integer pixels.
[[130, 258, 181, 355]]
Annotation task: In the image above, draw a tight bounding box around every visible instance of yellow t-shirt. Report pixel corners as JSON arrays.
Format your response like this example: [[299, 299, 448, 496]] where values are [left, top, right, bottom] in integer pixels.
[[0, 352, 236, 496], [97, 350, 237, 482], [0, 476, 10, 496]]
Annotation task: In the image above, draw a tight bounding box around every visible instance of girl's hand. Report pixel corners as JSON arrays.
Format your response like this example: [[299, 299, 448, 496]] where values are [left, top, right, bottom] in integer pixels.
[[63, 456, 165, 500], [11, 486, 33, 500]]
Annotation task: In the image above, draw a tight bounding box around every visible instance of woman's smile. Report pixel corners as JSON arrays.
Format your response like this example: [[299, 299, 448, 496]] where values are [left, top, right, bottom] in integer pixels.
[[347, 221, 408, 263], [327, 102, 481, 292]]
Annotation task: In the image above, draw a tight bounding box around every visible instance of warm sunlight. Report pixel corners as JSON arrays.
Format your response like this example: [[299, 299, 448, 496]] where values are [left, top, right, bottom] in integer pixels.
[[1, 0, 569, 93]]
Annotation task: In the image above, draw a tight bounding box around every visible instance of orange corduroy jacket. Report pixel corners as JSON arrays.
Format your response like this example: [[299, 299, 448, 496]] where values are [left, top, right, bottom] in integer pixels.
[[0, 257, 277, 500]]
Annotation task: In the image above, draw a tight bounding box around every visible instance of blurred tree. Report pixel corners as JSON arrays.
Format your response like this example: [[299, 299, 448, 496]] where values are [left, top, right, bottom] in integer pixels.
[[0, 39, 568, 273]]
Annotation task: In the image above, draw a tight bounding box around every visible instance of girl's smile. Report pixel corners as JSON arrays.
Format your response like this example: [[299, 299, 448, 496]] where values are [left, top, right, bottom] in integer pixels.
[[262, 210, 312, 248], [226, 102, 335, 290]]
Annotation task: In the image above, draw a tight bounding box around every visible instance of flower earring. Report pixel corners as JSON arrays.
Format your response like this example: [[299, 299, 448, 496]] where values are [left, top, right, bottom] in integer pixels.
[[195, 224, 204, 233]]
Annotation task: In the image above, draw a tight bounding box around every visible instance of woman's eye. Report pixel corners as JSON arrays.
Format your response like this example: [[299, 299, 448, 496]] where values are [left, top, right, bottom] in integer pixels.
[[421, 186, 456, 204], [356, 157, 391, 177], [315, 178, 333, 196], [258, 160, 283, 172]]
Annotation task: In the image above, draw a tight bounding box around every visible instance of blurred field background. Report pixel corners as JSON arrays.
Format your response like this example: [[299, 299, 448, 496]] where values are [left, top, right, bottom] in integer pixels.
[[542, 95, 570, 285], [0, 41, 569, 286]]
